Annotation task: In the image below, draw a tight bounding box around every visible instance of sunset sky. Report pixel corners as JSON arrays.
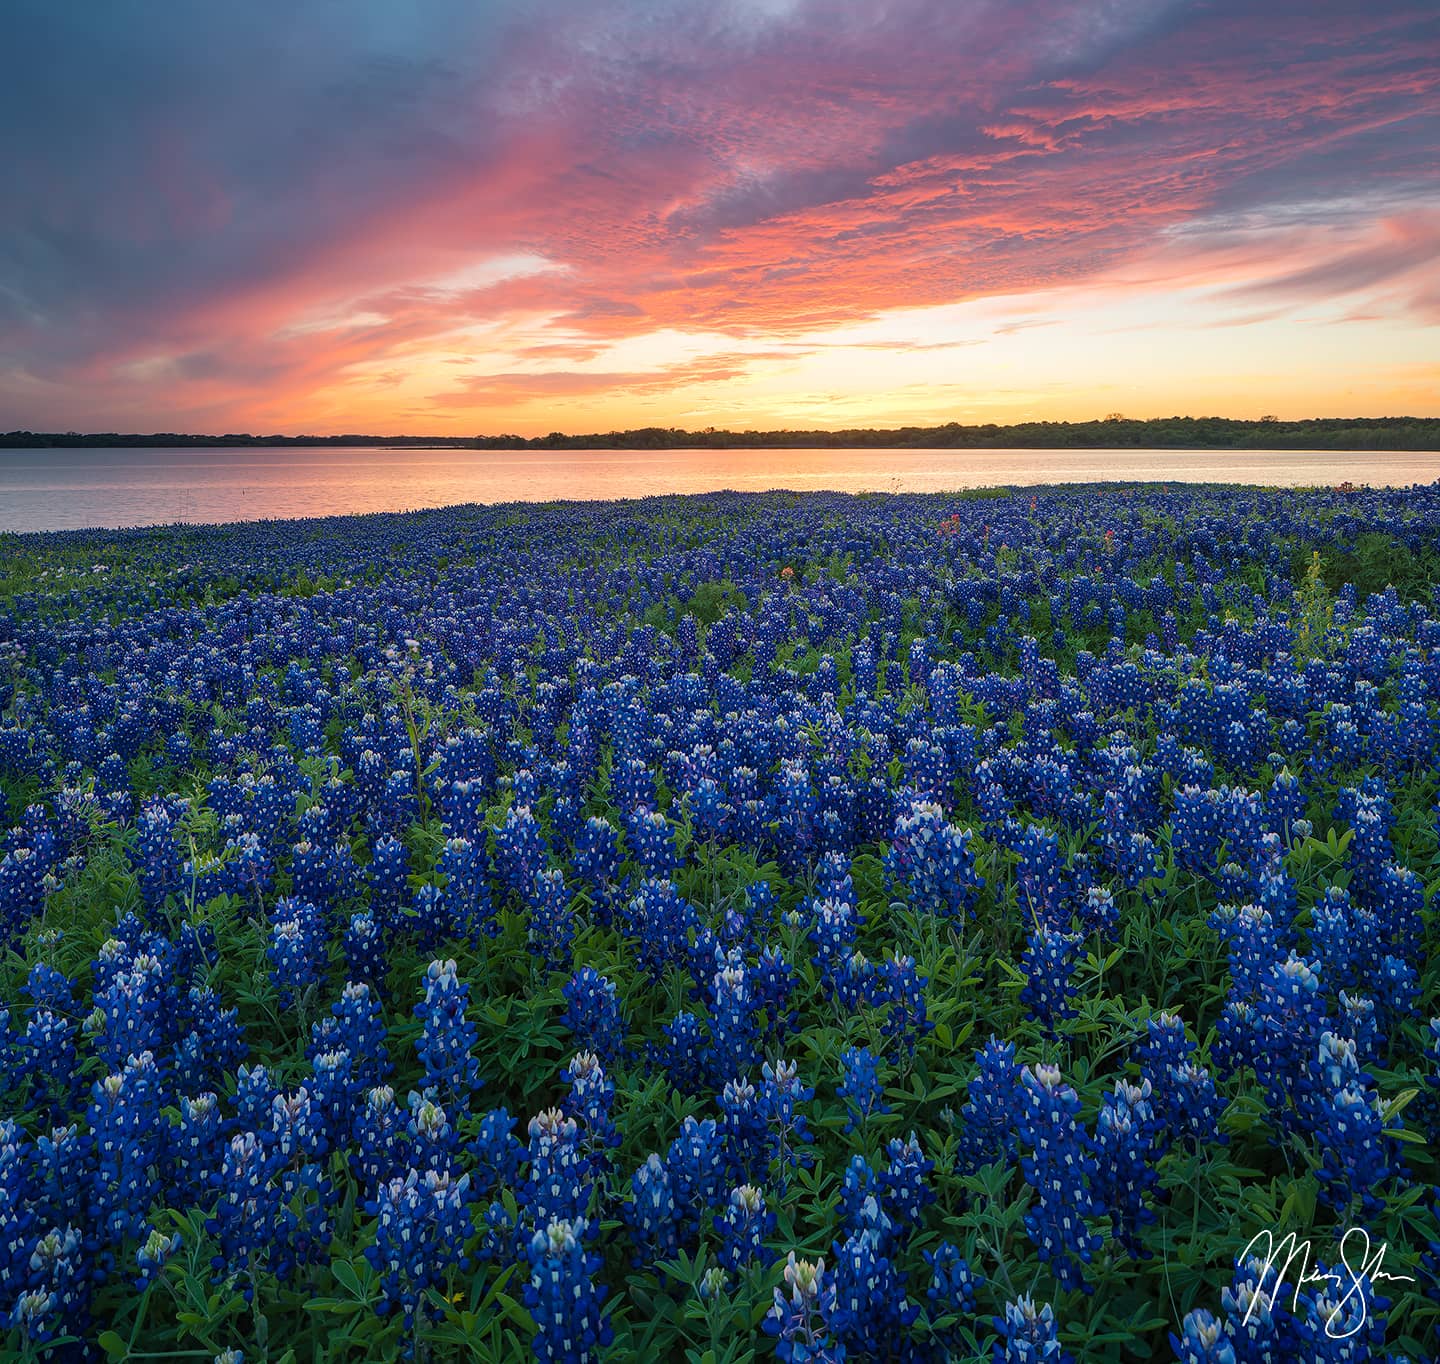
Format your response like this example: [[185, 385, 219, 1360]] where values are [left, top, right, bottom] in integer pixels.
[[2, 0, 1437, 436]]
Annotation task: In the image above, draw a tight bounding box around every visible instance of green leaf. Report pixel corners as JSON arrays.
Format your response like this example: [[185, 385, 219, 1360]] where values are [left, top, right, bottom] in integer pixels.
[[332, 1258, 367, 1298]]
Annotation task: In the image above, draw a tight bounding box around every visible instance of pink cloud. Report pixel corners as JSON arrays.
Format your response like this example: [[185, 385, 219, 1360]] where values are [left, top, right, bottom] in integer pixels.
[[2, 0, 1437, 431]]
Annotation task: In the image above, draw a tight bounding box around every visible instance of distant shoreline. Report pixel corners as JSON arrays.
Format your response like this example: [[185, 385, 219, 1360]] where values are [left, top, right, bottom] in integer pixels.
[[4, 442, 1440, 455], [4, 415, 1438, 452]]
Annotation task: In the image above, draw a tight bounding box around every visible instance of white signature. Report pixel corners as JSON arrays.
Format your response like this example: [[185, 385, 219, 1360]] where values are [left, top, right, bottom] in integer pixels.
[[1238, 1226, 1414, 1339]]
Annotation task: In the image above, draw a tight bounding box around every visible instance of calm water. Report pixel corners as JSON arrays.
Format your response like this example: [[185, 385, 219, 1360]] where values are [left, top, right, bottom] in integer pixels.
[[3, 446, 1439, 533]]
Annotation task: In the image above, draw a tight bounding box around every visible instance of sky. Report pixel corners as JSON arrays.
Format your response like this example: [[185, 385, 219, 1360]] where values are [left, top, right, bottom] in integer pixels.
[[1, 0, 1437, 436]]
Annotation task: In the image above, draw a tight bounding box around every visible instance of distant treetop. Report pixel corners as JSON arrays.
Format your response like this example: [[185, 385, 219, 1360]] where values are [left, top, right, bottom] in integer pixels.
[[2, 415, 1436, 451]]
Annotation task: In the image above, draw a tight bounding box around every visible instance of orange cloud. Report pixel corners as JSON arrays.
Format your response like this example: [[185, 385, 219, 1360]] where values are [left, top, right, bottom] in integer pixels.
[[2, 0, 1437, 433]]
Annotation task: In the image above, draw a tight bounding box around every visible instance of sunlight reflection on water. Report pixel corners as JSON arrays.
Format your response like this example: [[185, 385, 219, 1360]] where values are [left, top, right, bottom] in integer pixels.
[[3, 446, 1439, 531]]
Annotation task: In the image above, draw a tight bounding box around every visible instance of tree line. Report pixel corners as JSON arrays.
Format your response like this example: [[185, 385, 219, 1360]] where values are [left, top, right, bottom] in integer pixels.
[[4, 415, 1437, 450]]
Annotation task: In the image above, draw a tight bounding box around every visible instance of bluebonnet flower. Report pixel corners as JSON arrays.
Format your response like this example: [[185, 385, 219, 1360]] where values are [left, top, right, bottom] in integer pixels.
[[829, 1225, 919, 1359], [91, 958, 167, 1069], [135, 1224, 181, 1289], [16, 997, 80, 1124], [1210, 904, 1281, 1000], [408, 1092, 462, 1174], [624, 806, 681, 878], [697, 1265, 729, 1302], [1172, 785, 1224, 873], [1091, 1079, 1162, 1256], [428, 834, 497, 942], [1016, 1064, 1103, 1292], [290, 838, 345, 911], [1134, 1011, 1191, 1075], [772, 760, 819, 871], [267, 898, 327, 1006], [886, 800, 983, 921], [28, 1122, 88, 1240], [877, 953, 932, 1058], [880, 1132, 935, 1232], [764, 1253, 842, 1364], [716, 1183, 774, 1271], [758, 1059, 815, 1187], [174, 985, 248, 1094], [13, 1225, 88, 1346], [523, 1108, 590, 1232], [563, 1052, 620, 1166], [808, 896, 859, 979], [1313, 1082, 1402, 1218], [469, 1107, 524, 1194], [208, 1131, 281, 1297], [1166, 1061, 1225, 1149], [494, 802, 549, 901], [228, 831, 274, 905], [365, 832, 410, 914], [1219, 1255, 1289, 1364], [166, 1091, 223, 1205], [993, 1294, 1071, 1364], [656, 1010, 707, 1095], [1292, 1259, 1389, 1363], [1015, 823, 1071, 927], [957, 1036, 1022, 1172], [131, 800, 183, 914], [1265, 768, 1305, 840], [836, 1152, 886, 1236], [220, 1055, 274, 1129], [1375, 952, 1419, 1029], [752, 946, 798, 1046], [527, 868, 576, 974], [413, 958, 480, 1100], [837, 1045, 889, 1131], [268, 1085, 328, 1166], [924, 1240, 981, 1331], [0, 1127, 38, 1302], [343, 910, 387, 987], [1019, 925, 1082, 1031], [831, 949, 875, 1014], [707, 957, 757, 1088], [1169, 1308, 1236, 1364], [89, 1051, 165, 1250], [1337, 991, 1384, 1068], [666, 1116, 727, 1239], [365, 1166, 473, 1333], [902, 736, 951, 804], [526, 1218, 612, 1363], [311, 980, 390, 1088], [623, 878, 697, 984], [438, 776, 489, 844], [572, 817, 623, 925], [719, 1077, 769, 1185], [1079, 884, 1118, 936], [353, 1086, 409, 1194], [625, 1153, 681, 1267], [561, 968, 626, 1064]]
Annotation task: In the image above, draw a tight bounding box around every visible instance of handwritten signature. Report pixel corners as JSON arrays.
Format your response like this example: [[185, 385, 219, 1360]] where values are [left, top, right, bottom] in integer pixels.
[[1238, 1226, 1414, 1339]]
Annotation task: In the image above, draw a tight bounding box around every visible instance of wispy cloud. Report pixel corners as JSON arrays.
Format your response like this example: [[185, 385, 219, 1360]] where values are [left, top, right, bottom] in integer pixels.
[[1, 0, 1436, 432]]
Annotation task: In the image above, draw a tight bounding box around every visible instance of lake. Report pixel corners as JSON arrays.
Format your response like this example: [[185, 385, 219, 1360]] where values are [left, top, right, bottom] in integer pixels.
[[2, 445, 1439, 532]]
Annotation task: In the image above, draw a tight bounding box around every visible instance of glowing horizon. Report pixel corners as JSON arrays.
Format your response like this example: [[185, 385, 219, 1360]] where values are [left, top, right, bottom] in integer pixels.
[[2, 0, 1437, 437]]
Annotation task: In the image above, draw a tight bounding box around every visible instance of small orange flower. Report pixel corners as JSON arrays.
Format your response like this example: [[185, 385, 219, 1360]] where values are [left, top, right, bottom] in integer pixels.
[[780, 566, 794, 580]]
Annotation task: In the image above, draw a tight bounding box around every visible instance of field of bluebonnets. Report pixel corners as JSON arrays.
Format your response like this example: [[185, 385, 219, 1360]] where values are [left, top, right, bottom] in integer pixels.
[[1, 482, 1438, 1364]]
